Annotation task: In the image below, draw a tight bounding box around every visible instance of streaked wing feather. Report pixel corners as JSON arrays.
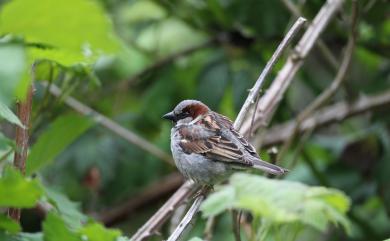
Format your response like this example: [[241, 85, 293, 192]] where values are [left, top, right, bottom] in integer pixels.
[[177, 117, 252, 166], [214, 113, 259, 158]]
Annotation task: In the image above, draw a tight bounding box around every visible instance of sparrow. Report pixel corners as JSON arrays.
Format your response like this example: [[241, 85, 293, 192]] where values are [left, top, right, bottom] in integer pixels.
[[162, 99, 287, 185]]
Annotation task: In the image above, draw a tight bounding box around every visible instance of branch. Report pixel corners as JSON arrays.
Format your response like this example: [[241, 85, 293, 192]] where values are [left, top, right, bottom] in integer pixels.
[[234, 17, 306, 130], [281, 0, 339, 70], [276, 0, 358, 165], [131, 181, 198, 241], [240, 0, 345, 135], [41, 82, 174, 165], [98, 172, 183, 225], [258, 90, 390, 148], [166, 195, 205, 241], [8, 86, 33, 221]]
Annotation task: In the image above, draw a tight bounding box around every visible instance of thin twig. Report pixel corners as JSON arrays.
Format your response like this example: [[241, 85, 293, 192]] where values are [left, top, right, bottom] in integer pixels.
[[240, 0, 345, 134], [257, 90, 390, 148], [281, 0, 339, 70], [41, 82, 174, 165], [131, 181, 198, 241], [275, 0, 358, 164], [232, 210, 242, 241], [8, 86, 33, 221], [247, 17, 306, 137], [203, 216, 217, 241], [167, 195, 205, 241], [235, 17, 306, 131]]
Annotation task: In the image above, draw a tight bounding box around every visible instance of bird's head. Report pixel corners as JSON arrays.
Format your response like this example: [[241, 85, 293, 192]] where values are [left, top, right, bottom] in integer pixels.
[[162, 100, 210, 124]]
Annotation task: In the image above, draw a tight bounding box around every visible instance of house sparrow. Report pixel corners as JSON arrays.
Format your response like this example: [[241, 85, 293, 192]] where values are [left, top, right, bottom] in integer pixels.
[[163, 100, 287, 185]]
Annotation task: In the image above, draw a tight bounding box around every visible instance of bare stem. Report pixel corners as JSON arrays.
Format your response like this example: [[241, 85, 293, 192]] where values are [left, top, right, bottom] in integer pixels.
[[42, 82, 173, 165], [280, 0, 339, 70], [167, 195, 205, 241], [235, 17, 306, 131], [131, 181, 198, 241], [247, 17, 306, 137], [240, 0, 345, 134], [8, 86, 33, 221], [276, 0, 358, 165], [258, 90, 390, 148]]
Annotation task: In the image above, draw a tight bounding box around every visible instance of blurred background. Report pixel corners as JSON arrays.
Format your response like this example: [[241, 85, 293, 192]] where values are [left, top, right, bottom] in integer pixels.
[[0, 0, 389, 241]]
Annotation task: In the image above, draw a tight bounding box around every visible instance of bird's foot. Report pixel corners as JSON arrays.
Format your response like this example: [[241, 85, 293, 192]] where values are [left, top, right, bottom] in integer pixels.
[[193, 185, 213, 199]]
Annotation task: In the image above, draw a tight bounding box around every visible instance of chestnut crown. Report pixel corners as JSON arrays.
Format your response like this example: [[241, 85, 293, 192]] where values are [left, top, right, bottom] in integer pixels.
[[162, 100, 210, 122]]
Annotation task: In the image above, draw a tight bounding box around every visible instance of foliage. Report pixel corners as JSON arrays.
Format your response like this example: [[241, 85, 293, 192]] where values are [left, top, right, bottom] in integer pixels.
[[202, 173, 351, 239], [0, 0, 120, 101], [0, 167, 43, 208], [0, 0, 389, 241], [26, 114, 94, 175]]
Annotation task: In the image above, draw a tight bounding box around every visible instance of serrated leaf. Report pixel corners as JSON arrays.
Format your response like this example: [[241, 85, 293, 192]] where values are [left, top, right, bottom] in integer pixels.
[[202, 173, 352, 234], [43, 212, 81, 241], [0, 102, 24, 128], [26, 114, 94, 175], [0, 0, 121, 99], [0, 43, 27, 105], [0, 214, 21, 234], [0, 167, 44, 207], [44, 187, 87, 229], [200, 186, 235, 217], [0, 0, 120, 66], [188, 237, 204, 241], [0, 232, 43, 241], [79, 223, 121, 241]]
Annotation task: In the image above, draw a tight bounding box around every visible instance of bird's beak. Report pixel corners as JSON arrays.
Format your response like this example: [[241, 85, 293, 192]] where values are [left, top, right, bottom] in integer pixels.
[[162, 111, 175, 121]]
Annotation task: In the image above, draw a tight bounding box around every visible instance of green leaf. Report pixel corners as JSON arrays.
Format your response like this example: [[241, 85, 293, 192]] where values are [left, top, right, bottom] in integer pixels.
[[0, 232, 43, 241], [0, 43, 27, 105], [0, 0, 120, 67], [79, 223, 121, 241], [188, 237, 204, 241], [43, 212, 81, 241], [44, 187, 87, 229], [26, 114, 94, 175], [0, 214, 21, 234], [202, 173, 352, 234], [0, 167, 44, 207], [200, 186, 235, 217], [0, 102, 24, 128]]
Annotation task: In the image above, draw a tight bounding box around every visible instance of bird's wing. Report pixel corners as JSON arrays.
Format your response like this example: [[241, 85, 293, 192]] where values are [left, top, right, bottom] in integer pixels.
[[177, 114, 253, 166], [213, 113, 259, 158]]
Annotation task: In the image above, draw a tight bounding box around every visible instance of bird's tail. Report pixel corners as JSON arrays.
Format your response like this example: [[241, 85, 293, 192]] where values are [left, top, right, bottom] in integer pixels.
[[251, 157, 288, 175]]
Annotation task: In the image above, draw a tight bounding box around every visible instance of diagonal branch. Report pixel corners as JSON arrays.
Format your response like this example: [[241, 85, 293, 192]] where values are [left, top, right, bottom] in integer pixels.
[[275, 0, 358, 165], [258, 89, 390, 148], [235, 17, 307, 131], [41, 82, 174, 165], [280, 0, 339, 70], [240, 0, 345, 135]]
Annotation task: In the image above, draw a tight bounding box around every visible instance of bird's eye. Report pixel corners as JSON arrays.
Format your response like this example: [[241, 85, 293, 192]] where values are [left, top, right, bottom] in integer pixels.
[[177, 111, 190, 119]]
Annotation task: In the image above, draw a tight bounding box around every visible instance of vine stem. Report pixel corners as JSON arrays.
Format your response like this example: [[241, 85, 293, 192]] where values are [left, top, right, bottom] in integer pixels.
[[8, 86, 34, 221]]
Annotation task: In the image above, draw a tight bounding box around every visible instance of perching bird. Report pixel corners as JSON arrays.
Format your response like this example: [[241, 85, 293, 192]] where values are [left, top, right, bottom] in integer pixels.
[[162, 100, 287, 185]]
